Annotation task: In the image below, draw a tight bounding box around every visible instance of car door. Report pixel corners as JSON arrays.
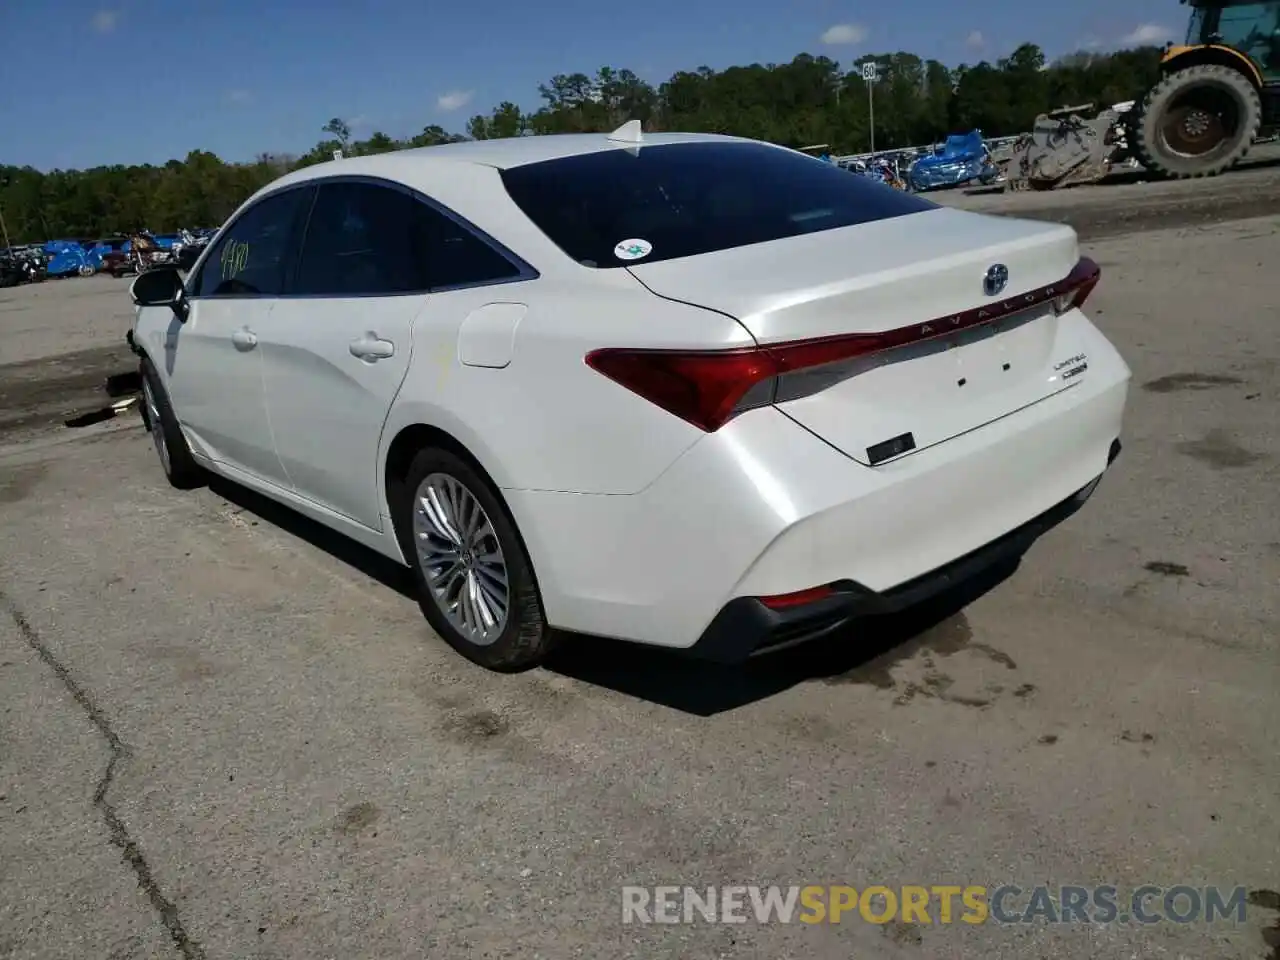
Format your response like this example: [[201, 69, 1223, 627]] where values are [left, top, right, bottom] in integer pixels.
[[168, 185, 313, 486], [260, 178, 529, 530]]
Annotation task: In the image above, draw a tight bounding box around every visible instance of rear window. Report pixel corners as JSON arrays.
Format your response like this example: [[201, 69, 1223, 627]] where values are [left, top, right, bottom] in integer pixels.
[[499, 140, 937, 268]]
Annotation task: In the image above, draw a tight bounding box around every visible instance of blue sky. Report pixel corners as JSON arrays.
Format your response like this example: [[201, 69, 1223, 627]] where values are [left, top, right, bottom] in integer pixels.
[[2, 0, 1176, 171]]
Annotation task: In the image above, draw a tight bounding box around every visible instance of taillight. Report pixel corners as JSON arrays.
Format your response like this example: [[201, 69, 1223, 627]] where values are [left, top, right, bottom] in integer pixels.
[[582, 348, 778, 433], [586, 256, 1100, 432], [1053, 256, 1100, 314]]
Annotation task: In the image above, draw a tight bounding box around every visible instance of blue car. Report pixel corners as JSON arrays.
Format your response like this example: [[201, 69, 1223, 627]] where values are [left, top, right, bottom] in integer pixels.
[[908, 130, 1001, 192]]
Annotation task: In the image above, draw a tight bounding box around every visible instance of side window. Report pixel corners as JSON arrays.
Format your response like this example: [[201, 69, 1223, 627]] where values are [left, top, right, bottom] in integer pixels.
[[418, 201, 523, 291], [1215, 3, 1280, 69], [192, 187, 312, 298], [293, 182, 427, 296], [292, 181, 523, 297]]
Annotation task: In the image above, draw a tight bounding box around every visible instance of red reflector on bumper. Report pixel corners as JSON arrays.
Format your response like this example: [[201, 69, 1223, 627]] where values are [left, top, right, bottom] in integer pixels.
[[759, 586, 835, 610]]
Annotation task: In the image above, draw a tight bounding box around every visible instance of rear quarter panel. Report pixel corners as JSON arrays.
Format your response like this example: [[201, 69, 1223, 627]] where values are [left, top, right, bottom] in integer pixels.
[[385, 278, 754, 495]]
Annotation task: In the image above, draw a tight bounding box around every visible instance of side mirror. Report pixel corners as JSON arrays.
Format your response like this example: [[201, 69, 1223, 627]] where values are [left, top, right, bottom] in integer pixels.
[[129, 265, 189, 322]]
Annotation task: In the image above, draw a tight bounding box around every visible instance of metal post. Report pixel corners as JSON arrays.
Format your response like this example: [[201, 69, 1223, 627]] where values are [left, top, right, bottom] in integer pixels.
[[0, 174, 9, 250], [868, 81, 875, 154], [861, 61, 878, 155]]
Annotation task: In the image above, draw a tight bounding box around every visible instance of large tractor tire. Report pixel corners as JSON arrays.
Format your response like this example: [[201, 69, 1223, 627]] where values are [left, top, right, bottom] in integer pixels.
[[1131, 64, 1262, 179]]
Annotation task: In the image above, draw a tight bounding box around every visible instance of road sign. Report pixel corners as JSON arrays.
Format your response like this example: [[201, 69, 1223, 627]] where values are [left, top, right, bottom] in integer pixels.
[[862, 62, 879, 154]]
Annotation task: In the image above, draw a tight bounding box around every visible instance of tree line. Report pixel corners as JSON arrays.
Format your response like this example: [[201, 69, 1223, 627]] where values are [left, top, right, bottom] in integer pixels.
[[0, 42, 1162, 243]]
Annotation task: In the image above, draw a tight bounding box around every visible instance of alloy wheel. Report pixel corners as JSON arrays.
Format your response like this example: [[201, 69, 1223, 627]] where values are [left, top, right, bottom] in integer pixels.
[[412, 472, 509, 646], [141, 378, 171, 476]]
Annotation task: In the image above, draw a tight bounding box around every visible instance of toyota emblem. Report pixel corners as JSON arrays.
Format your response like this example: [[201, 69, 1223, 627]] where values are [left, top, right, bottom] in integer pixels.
[[984, 263, 1009, 296]]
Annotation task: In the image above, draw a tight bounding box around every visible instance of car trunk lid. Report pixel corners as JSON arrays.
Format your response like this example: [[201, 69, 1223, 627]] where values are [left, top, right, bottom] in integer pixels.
[[626, 207, 1090, 465]]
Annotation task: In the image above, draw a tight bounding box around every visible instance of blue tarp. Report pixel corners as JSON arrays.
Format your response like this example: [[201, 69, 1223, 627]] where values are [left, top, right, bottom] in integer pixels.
[[43, 240, 93, 277], [938, 131, 986, 162]]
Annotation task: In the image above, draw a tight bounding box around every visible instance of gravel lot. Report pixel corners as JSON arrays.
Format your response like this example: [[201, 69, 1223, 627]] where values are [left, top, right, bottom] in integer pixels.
[[1, 172, 1278, 960]]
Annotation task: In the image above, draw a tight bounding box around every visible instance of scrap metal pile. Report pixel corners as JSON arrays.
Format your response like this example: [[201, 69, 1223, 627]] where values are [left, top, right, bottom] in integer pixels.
[[838, 0, 1280, 193], [822, 101, 1141, 196], [0, 228, 215, 287], [991, 102, 1139, 192], [0, 245, 47, 287]]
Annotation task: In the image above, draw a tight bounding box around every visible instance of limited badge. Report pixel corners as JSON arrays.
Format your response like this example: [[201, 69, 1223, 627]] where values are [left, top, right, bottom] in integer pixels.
[[613, 238, 653, 261]]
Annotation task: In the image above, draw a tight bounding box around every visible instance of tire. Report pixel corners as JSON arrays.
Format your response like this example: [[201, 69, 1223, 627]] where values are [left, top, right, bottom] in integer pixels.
[[395, 447, 554, 672], [138, 357, 204, 489], [1132, 64, 1261, 179]]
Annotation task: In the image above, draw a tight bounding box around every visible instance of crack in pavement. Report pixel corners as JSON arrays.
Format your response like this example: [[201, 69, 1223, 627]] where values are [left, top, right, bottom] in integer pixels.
[[0, 588, 206, 960]]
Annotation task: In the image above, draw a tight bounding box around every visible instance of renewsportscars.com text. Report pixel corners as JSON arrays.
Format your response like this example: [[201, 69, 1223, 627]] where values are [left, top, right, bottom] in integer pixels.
[[621, 884, 1252, 926]]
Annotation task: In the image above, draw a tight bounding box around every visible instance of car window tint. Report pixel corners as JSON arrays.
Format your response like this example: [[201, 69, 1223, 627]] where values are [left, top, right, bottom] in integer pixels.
[[293, 182, 426, 295], [193, 187, 312, 297], [499, 141, 937, 268], [293, 182, 520, 296], [418, 203, 522, 290]]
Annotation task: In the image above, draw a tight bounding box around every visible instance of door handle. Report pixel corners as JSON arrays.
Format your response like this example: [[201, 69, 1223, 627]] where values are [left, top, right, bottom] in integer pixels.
[[231, 327, 257, 351], [349, 333, 395, 361]]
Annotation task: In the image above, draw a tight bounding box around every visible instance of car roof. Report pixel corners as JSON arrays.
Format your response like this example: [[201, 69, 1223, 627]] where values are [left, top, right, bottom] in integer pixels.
[[395, 130, 752, 169], [280, 130, 756, 183], [223, 130, 772, 282]]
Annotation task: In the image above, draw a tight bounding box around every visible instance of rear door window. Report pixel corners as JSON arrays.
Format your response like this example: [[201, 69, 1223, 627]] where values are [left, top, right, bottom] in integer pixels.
[[499, 140, 937, 268], [291, 180, 525, 296], [419, 202, 524, 290], [292, 181, 428, 296]]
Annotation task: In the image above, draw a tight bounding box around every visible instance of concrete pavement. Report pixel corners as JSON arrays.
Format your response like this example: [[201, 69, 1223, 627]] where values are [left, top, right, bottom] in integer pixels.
[[1, 183, 1277, 959]]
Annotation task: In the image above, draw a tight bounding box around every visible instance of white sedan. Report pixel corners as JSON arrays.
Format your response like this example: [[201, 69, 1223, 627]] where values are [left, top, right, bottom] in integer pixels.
[[127, 124, 1129, 671]]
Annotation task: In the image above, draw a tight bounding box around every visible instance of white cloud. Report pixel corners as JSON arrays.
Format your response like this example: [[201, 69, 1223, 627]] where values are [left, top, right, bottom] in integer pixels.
[[225, 89, 252, 104], [90, 9, 118, 33], [965, 30, 984, 50], [1122, 23, 1173, 44], [1082, 36, 1103, 50], [436, 90, 474, 112], [820, 23, 867, 45]]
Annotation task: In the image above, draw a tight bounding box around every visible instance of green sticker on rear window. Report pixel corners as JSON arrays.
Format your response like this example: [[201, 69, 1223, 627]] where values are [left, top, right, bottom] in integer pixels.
[[613, 238, 652, 261]]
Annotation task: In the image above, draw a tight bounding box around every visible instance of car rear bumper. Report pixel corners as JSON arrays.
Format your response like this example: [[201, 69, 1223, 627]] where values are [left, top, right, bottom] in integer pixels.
[[689, 440, 1119, 663], [506, 322, 1129, 652]]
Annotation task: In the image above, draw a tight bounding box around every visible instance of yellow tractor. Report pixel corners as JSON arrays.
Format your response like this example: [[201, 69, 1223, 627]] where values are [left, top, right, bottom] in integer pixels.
[[1129, 0, 1280, 177]]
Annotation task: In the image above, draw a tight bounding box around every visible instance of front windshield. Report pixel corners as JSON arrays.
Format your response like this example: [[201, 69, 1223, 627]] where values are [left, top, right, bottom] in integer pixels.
[[1213, 2, 1280, 60], [1186, 4, 1207, 43]]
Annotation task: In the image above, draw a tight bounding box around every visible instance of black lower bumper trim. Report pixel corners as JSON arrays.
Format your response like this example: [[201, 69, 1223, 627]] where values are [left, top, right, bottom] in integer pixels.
[[688, 447, 1119, 664]]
